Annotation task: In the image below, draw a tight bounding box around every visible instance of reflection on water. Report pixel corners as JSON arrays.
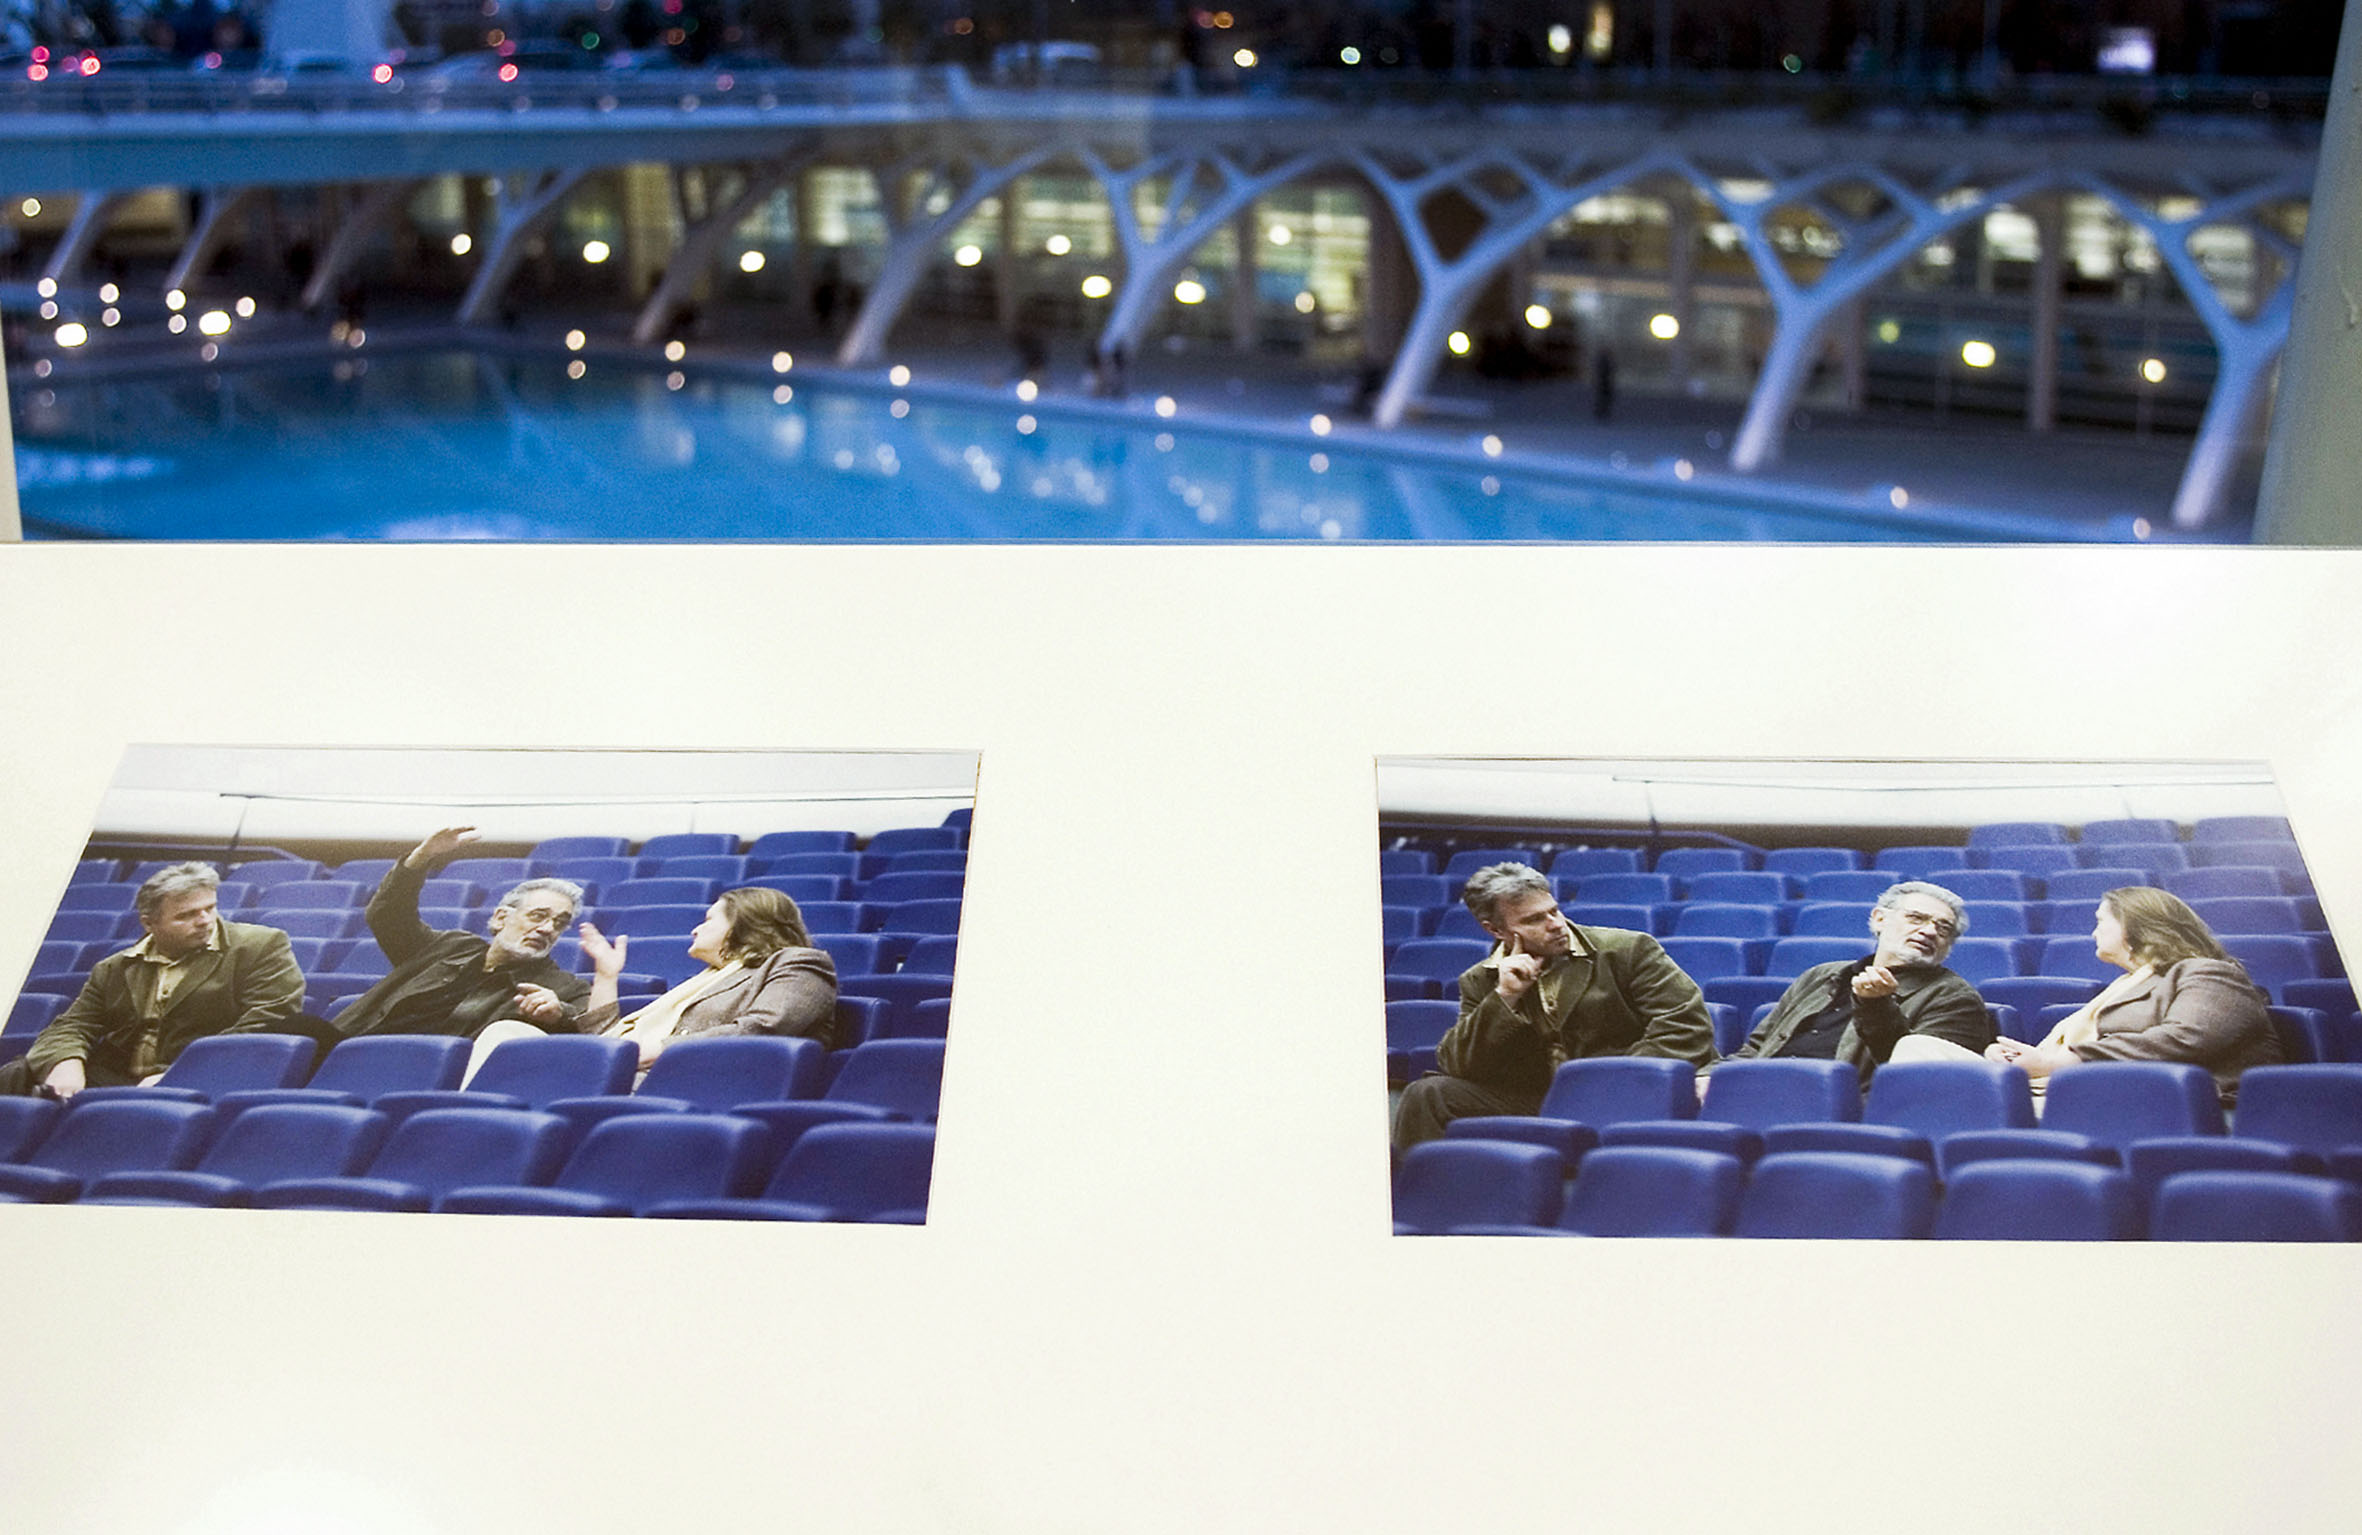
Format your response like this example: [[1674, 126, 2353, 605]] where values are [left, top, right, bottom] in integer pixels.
[[13, 350, 2025, 543]]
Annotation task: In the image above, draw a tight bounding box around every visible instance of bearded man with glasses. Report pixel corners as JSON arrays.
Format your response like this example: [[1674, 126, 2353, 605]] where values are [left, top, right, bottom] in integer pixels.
[[1719, 880, 1993, 1086]]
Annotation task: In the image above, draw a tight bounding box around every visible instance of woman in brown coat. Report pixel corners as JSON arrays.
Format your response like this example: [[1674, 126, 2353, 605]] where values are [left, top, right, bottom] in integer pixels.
[[577, 886, 839, 1072], [1989, 886, 2282, 1108]]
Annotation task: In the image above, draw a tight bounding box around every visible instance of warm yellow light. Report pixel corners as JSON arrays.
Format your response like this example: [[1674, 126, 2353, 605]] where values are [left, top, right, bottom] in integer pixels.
[[450, 233, 473, 255], [1481, 434, 1503, 457], [97, 282, 118, 303], [1524, 304, 1552, 330], [1233, 48, 1256, 67], [581, 239, 611, 264], [952, 244, 982, 267], [100, 308, 118, 327], [35, 277, 55, 298], [565, 329, 586, 351], [1081, 274, 1112, 298], [235, 296, 256, 318], [1648, 312, 1680, 340], [664, 340, 686, 362], [1016, 379, 1038, 401], [20, 198, 38, 217], [1875, 318, 1901, 343], [889, 365, 911, 386], [1293, 291, 1316, 314], [1547, 24, 1573, 55], [1173, 279, 1207, 305], [1447, 330, 1471, 355], [167, 314, 187, 334], [1310, 414, 1331, 436], [566, 359, 587, 379], [53, 322, 87, 347], [739, 250, 766, 272], [2141, 357, 2167, 384], [1339, 46, 1361, 65], [197, 310, 232, 336], [1960, 339, 1996, 368], [1154, 396, 1177, 418], [771, 351, 793, 373], [165, 288, 185, 310], [1045, 233, 1072, 255], [1268, 225, 1292, 246], [1889, 487, 1910, 509]]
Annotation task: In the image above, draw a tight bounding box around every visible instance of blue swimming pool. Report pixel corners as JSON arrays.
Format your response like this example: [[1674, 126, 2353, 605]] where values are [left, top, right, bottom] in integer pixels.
[[10, 347, 2119, 542]]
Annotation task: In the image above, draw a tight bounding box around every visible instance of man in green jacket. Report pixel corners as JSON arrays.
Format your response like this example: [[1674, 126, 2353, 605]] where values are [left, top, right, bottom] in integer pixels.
[[1392, 862, 1716, 1150], [2, 862, 305, 1099], [1719, 879, 1992, 1086]]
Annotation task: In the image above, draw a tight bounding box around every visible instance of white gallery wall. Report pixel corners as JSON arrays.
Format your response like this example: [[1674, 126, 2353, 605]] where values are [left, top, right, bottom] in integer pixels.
[[1, 543, 2359, 1534]]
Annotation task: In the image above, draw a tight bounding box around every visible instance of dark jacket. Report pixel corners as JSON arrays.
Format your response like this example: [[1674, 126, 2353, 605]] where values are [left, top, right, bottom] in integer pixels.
[[24, 920, 305, 1086], [1438, 925, 1717, 1113], [1730, 957, 1991, 1087], [335, 861, 588, 1039], [2070, 956, 2281, 1108]]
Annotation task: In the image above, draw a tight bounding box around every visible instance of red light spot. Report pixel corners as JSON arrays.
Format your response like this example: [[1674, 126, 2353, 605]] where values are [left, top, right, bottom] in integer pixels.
[[371, 63, 393, 82], [662, 0, 681, 14], [26, 63, 46, 80], [498, 61, 519, 81], [30, 45, 46, 62], [79, 55, 100, 75]]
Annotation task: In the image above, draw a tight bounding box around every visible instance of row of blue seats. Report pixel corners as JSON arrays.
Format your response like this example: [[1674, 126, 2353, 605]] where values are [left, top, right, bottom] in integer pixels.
[[69, 822, 972, 892], [1395, 1142, 2361, 1239], [1384, 892, 2328, 943], [1383, 932, 2343, 1004], [1381, 817, 2304, 878], [1413, 1054, 2362, 1192], [62, 865, 971, 915], [0, 1100, 933, 1220], [1383, 862, 2314, 910], [1384, 997, 2362, 1081]]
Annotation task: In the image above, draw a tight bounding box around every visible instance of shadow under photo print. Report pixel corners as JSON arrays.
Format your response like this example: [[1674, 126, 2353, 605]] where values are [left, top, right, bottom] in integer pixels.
[[1380, 757, 2358, 1241]]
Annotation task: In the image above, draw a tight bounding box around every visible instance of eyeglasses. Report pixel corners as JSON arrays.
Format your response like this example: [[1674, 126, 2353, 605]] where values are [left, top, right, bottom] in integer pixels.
[[1891, 908, 1959, 941], [507, 906, 572, 930]]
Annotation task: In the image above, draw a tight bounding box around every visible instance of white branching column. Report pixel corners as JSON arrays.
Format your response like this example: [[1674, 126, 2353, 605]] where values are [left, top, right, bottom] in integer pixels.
[[456, 168, 592, 325], [301, 179, 423, 311], [836, 146, 1057, 366], [634, 157, 808, 345]]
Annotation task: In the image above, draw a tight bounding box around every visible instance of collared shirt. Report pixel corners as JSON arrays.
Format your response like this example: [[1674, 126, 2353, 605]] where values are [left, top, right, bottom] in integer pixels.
[[1478, 930, 1592, 1027], [123, 923, 223, 1076]]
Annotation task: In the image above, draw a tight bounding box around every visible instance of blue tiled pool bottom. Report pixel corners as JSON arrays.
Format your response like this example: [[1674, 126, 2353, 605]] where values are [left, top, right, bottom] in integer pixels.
[[12, 350, 2115, 543]]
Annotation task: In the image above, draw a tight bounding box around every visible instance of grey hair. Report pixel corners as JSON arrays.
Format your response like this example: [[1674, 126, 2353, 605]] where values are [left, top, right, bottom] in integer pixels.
[[136, 861, 221, 920], [1461, 862, 1553, 927], [494, 877, 585, 924], [1875, 880, 1969, 936]]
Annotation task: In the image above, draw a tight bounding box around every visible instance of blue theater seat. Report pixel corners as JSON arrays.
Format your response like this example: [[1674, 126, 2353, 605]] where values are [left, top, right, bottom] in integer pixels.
[[43, 910, 131, 945], [0, 1097, 62, 1161], [70, 858, 121, 884], [530, 836, 631, 866], [1546, 848, 1642, 877], [1444, 1117, 1600, 1164], [254, 1107, 579, 1212], [748, 831, 858, 859], [836, 976, 954, 1040], [2191, 816, 2293, 843], [651, 1122, 935, 1223], [862, 872, 968, 905], [1957, 901, 2028, 936], [2165, 867, 2288, 900], [1441, 848, 1540, 881], [1980, 976, 2105, 1021], [633, 833, 740, 865], [2079, 818, 2179, 844], [1659, 937, 1754, 982], [1873, 846, 1970, 880], [371, 1036, 637, 1127], [57, 885, 139, 913], [871, 899, 962, 936], [901, 936, 958, 975], [2075, 842, 2188, 877], [1393, 1139, 1564, 1234], [2189, 897, 2303, 935], [1381, 874, 1453, 909], [886, 998, 953, 1041], [442, 1113, 768, 1217], [1572, 873, 1675, 904], [1534, 1055, 1698, 1127], [261, 909, 364, 941], [1556, 1146, 1741, 1236], [1699, 1058, 1862, 1125], [657, 855, 751, 884], [2221, 936, 2317, 1001], [1387, 999, 1459, 1084], [1938, 871, 2030, 901], [1935, 1161, 2143, 1240], [1379, 849, 1437, 876], [2041, 868, 2146, 901], [2189, 842, 2312, 879], [1972, 844, 2080, 879], [1562, 902, 1663, 935], [542, 1036, 825, 1140], [68, 1033, 318, 1110], [2152, 1171, 2362, 1241], [1764, 938, 1870, 977], [540, 856, 637, 893], [255, 881, 366, 911], [226, 859, 328, 890], [210, 1035, 473, 1124], [80, 1104, 389, 1207], [1737, 1152, 1937, 1238], [1684, 872, 1787, 906], [1969, 822, 2069, 847], [1385, 938, 1490, 1001], [0, 1100, 217, 1202], [1654, 848, 1750, 887], [1939, 938, 2023, 985], [603, 880, 715, 910], [1761, 847, 1862, 878], [1791, 902, 1874, 937]]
